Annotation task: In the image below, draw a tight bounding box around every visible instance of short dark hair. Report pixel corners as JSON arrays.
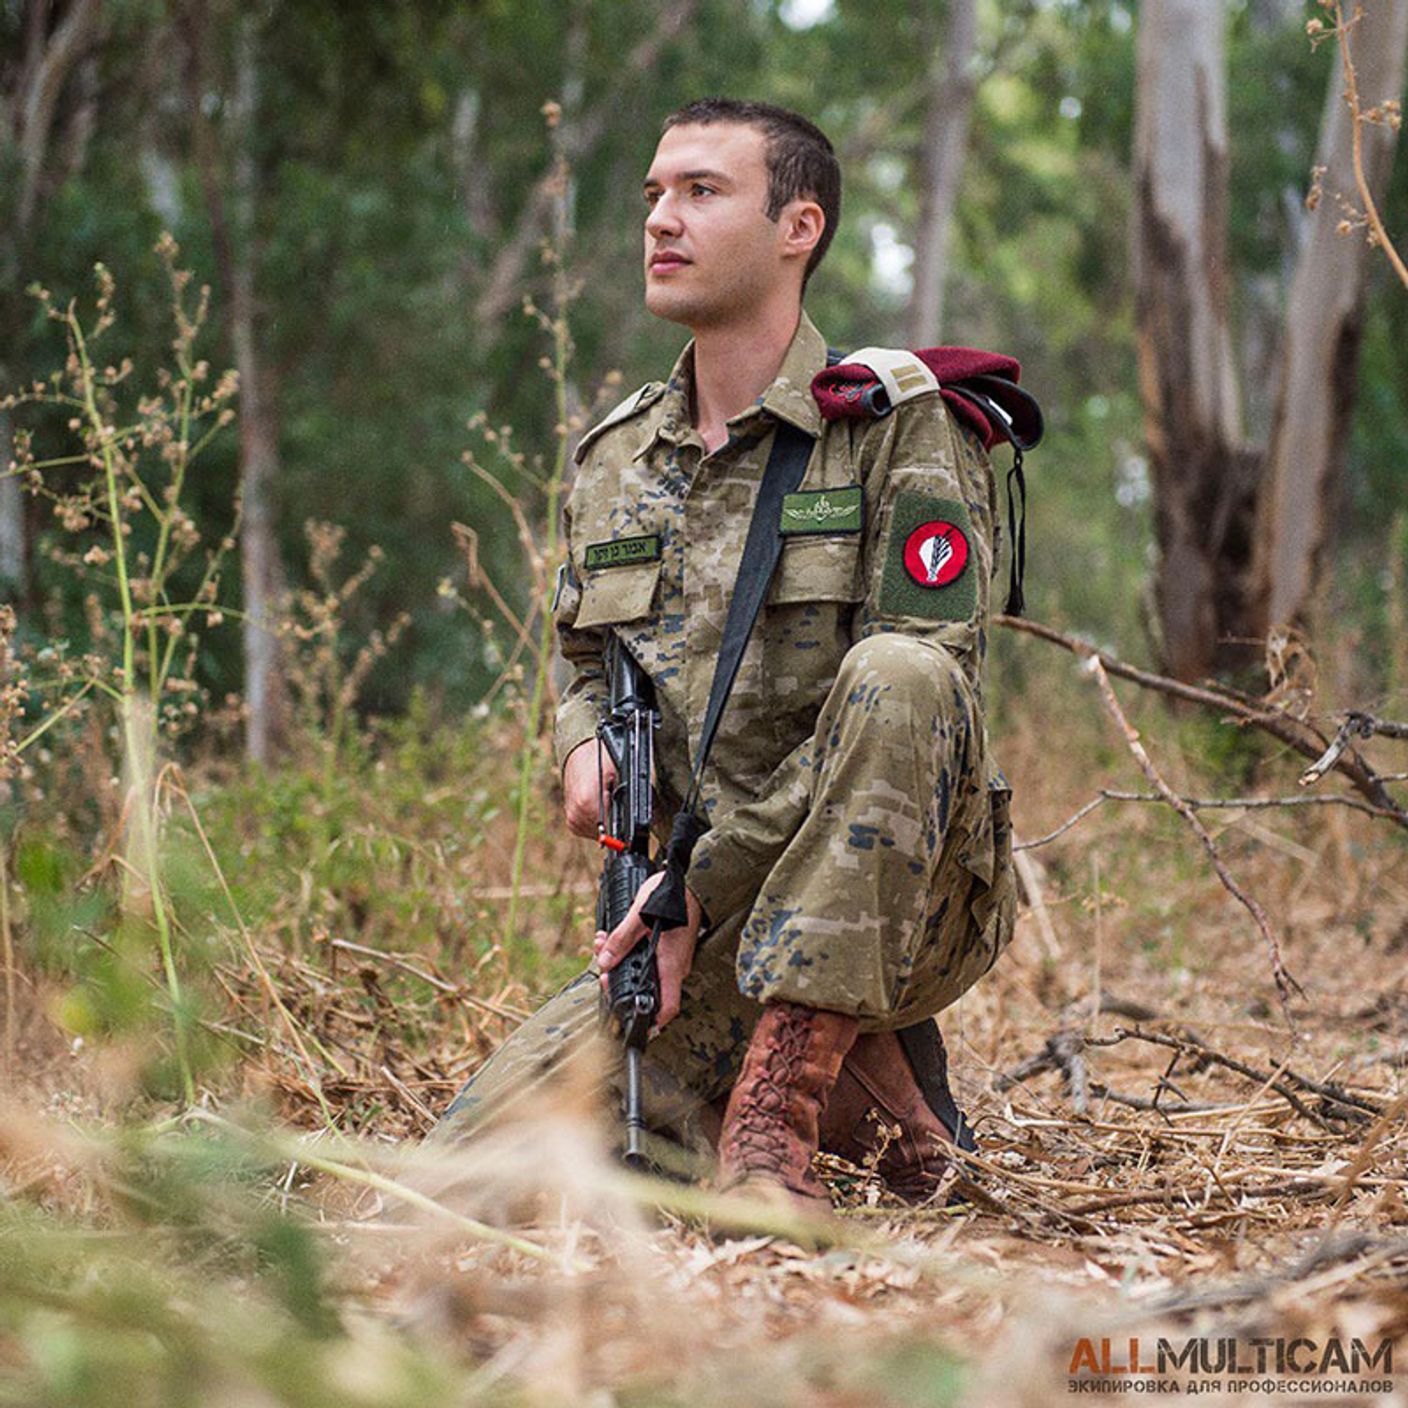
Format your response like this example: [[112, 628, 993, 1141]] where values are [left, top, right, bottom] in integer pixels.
[[662, 98, 841, 287]]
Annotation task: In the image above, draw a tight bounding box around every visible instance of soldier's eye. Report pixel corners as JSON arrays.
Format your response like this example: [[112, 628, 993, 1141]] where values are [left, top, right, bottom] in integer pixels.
[[692, 184, 715, 197]]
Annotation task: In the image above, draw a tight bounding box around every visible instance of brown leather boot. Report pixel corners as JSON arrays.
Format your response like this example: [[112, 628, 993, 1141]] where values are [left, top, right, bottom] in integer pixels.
[[716, 1000, 860, 1214], [820, 1025, 973, 1205]]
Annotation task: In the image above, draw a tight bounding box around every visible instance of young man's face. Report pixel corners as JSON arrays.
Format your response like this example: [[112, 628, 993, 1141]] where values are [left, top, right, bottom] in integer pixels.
[[642, 121, 804, 330]]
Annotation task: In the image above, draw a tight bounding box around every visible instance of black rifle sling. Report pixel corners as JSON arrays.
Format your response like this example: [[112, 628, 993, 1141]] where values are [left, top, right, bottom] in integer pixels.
[[638, 421, 816, 934]]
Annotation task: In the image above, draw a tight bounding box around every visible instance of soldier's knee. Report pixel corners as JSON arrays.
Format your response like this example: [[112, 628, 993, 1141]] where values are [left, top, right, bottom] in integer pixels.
[[833, 632, 967, 719]]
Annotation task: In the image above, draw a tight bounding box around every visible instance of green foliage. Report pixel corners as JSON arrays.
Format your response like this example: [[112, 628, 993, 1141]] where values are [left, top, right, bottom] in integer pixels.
[[4, 0, 1405, 699], [0, 1128, 458, 1408]]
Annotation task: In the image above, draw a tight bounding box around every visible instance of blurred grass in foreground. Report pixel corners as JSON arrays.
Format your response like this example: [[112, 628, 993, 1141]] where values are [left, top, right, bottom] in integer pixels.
[[3, 246, 1405, 1408]]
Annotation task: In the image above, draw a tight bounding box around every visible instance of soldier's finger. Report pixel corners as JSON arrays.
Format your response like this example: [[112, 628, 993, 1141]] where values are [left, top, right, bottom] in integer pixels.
[[597, 914, 644, 972], [596, 762, 617, 812]]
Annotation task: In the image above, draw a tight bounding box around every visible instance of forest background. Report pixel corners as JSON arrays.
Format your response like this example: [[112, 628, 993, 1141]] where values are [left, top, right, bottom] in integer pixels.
[[7, 0, 1407, 727], [2, 2, 1407, 1406]]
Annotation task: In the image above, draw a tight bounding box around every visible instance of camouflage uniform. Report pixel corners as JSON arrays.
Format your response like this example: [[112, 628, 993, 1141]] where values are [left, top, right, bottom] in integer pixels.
[[439, 311, 1015, 1144]]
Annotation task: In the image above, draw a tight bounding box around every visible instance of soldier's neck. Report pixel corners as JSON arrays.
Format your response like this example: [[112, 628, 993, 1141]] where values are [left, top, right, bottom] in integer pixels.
[[690, 302, 801, 455]]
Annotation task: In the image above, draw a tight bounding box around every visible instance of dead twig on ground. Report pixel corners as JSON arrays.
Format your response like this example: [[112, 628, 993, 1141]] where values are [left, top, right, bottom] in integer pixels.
[[328, 938, 531, 1023], [1321, 1087, 1408, 1231], [1132, 1231, 1408, 1318], [1088, 1027, 1382, 1125], [1062, 1177, 1339, 1219]]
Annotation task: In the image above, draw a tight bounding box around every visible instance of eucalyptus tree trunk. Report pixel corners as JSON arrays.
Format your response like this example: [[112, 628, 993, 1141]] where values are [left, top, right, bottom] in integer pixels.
[[907, 0, 978, 348], [1240, 0, 1315, 442], [1252, 0, 1408, 637], [0, 0, 105, 603], [0, 399, 22, 594], [184, 1, 288, 763], [1136, 0, 1408, 682], [1133, 0, 1255, 682], [229, 13, 288, 765]]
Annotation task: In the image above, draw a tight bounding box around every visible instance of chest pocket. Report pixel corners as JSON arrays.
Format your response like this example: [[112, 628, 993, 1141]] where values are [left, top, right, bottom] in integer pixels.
[[574, 561, 661, 629], [768, 534, 864, 606]]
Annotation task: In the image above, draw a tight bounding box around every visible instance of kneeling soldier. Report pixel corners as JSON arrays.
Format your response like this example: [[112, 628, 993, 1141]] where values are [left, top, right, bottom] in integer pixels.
[[438, 98, 1026, 1213]]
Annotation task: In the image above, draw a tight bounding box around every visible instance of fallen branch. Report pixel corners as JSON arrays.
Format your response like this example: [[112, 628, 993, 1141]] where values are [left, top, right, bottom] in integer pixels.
[[1062, 1176, 1336, 1219], [1088, 1027, 1382, 1124], [1084, 655, 1303, 1011], [1085, 1083, 1252, 1116], [1130, 1231, 1408, 1318]]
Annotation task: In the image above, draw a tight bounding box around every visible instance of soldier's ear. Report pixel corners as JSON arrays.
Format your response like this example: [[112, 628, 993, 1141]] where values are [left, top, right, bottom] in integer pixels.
[[780, 197, 825, 266]]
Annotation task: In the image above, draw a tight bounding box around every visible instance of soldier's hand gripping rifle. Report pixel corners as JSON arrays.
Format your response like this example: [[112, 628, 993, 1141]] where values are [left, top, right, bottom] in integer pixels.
[[595, 634, 663, 1168]]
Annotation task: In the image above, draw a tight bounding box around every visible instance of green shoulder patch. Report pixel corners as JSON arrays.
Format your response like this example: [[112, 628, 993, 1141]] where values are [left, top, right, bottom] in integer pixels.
[[584, 534, 661, 571], [878, 490, 977, 623], [779, 486, 863, 536]]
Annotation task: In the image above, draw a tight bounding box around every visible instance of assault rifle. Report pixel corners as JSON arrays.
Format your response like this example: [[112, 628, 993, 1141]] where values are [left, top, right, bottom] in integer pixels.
[[595, 634, 662, 1168]]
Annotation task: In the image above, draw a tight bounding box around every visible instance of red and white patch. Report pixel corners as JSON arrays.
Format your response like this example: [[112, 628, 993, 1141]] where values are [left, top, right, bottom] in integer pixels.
[[903, 521, 969, 588]]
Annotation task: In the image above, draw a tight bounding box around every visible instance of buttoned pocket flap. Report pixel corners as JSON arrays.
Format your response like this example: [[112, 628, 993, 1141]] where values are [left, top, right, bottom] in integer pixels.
[[769, 535, 863, 606], [575, 561, 661, 628], [960, 769, 1012, 891]]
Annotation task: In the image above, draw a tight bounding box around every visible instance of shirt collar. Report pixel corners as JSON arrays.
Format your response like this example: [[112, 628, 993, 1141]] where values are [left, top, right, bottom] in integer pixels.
[[756, 309, 827, 437], [633, 309, 827, 460]]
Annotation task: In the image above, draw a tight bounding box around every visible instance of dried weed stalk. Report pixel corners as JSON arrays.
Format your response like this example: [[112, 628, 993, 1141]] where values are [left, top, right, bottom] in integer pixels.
[[1309, 0, 1408, 288], [2, 237, 240, 1100]]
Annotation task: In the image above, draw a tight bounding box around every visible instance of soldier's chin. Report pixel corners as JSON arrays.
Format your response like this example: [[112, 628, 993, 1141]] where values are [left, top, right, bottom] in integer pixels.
[[644, 284, 705, 327]]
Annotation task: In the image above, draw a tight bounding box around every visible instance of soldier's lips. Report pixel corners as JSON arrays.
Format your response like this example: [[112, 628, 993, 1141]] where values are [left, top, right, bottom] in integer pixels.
[[649, 255, 690, 274]]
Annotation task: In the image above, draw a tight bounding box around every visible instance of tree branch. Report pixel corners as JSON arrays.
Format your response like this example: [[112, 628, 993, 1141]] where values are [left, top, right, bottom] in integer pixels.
[[997, 614, 1408, 827], [1017, 786, 1401, 851], [16, 0, 102, 236], [1084, 653, 1303, 1011], [1332, 0, 1408, 288]]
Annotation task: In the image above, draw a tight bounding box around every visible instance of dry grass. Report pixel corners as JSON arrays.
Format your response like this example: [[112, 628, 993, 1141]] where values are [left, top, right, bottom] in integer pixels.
[[3, 639, 1407, 1406]]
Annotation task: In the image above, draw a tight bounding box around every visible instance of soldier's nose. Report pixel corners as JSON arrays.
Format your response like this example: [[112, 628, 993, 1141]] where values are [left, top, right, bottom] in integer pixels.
[[646, 200, 682, 239]]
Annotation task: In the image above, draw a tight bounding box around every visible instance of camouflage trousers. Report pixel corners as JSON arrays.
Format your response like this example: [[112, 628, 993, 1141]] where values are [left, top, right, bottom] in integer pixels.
[[435, 635, 1015, 1148]]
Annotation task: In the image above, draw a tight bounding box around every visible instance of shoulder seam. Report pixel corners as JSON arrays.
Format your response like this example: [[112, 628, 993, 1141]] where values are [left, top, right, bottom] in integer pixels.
[[572, 382, 666, 465]]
